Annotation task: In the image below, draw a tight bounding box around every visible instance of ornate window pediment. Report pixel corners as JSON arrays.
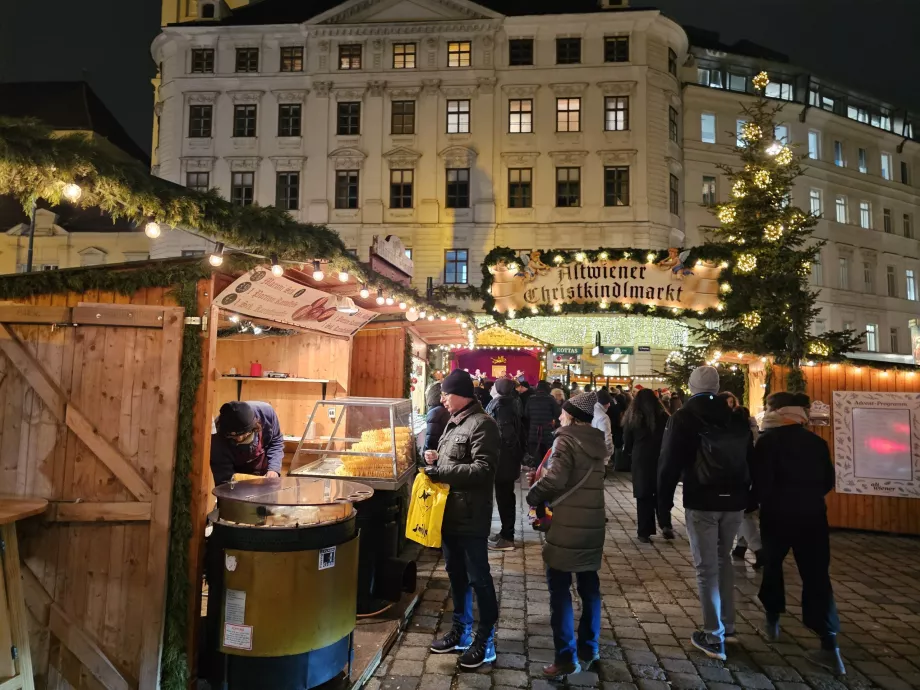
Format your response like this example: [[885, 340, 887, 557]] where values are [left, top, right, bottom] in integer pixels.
[[225, 156, 261, 171], [440, 83, 478, 99], [548, 150, 589, 166], [502, 84, 540, 98], [501, 151, 540, 167], [187, 91, 219, 105], [383, 146, 422, 169], [439, 145, 476, 168], [270, 156, 306, 171], [329, 147, 367, 170], [597, 81, 637, 97], [334, 86, 367, 101], [550, 83, 588, 98], [272, 89, 308, 103], [313, 81, 333, 98], [596, 149, 638, 166], [228, 90, 264, 104], [181, 156, 217, 171], [387, 85, 421, 99], [305, 0, 501, 27]]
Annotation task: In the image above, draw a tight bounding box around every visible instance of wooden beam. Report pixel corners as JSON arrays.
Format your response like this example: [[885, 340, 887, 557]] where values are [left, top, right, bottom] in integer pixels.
[[0, 541, 15, 679], [72, 305, 166, 329], [1, 524, 35, 690], [48, 604, 130, 690], [45, 502, 151, 523], [0, 306, 71, 324], [64, 407, 152, 502], [0, 325, 67, 421], [20, 565, 51, 629]]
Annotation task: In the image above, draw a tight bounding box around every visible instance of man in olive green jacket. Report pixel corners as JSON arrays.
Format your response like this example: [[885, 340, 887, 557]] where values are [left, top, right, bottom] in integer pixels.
[[422, 369, 500, 669]]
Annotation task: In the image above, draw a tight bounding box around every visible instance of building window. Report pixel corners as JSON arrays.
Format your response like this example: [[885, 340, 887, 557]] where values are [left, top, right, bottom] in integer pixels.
[[812, 253, 823, 286], [444, 249, 469, 284], [604, 36, 629, 62], [391, 101, 416, 135], [669, 174, 680, 215], [808, 130, 820, 160], [765, 81, 794, 101], [901, 160, 911, 185], [188, 105, 212, 138], [509, 38, 533, 66], [813, 319, 827, 335], [697, 68, 723, 88], [838, 256, 850, 290], [278, 104, 302, 137], [556, 98, 581, 132], [556, 37, 581, 64], [834, 140, 845, 167], [335, 171, 359, 209], [509, 99, 533, 133], [835, 195, 847, 224], [191, 48, 214, 73], [728, 72, 747, 92], [883, 208, 892, 233], [448, 41, 471, 67], [605, 97, 628, 131], [389, 169, 413, 208], [736, 119, 746, 147], [276, 172, 299, 210], [890, 328, 900, 354], [906, 269, 917, 301], [886, 265, 898, 297], [231, 172, 254, 206], [905, 214, 914, 239], [866, 323, 878, 352], [667, 47, 677, 76], [842, 320, 853, 332], [508, 168, 532, 208], [556, 167, 580, 207], [774, 124, 789, 144], [280, 46, 303, 72], [604, 167, 630, 207], [339, 44, 362, 70], [701, 175, 716, 207], [859, 201, 871, 229], [881, 153, 893, 180], [235, 47, 259, 72], [186, 171, 209, 192], [445, 168, 470, 208], [858, 148, 868, 174], [863, 262, 874, 293], [809, 189, 822, 217], [446, 99, 470, 133], [668, 106, 679, 142], [337, 102, 361, 135], [233, 105, 257, 137], [392, 43, 416, 69], [700, 113, 716, 143]]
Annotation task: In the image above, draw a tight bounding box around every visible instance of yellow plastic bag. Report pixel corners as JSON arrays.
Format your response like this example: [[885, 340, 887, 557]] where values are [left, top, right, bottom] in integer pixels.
[[405, 471, 450, 548]]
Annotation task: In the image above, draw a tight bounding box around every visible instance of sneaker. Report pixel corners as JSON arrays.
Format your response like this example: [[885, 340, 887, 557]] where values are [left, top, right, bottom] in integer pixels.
[[661, 528, 676, 540], [489, 537, 515, 551], [690, 631, 726, 661], [488, 532, 501, 544], [637, 535, 652, 543], [807, 648, 846, 676], [577, 651, 600, 671], [731, 545, 747, 560], [458, 633, 496, 668], [762, 615, 780, 642], [430, 627, 472, 654], [542, 660, 581, 679]]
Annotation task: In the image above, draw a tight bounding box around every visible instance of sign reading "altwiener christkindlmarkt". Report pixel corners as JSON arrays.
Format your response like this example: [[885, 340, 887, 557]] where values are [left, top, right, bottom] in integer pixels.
[[490, 249, 724, 313]]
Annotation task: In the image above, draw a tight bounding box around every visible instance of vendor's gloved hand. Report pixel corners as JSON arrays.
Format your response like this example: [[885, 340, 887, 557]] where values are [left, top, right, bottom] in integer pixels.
[[423, 466, 441, 481]]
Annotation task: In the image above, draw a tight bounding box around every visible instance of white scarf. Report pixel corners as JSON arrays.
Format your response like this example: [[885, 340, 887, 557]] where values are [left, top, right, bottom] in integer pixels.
[[760, 406, 809, 430]]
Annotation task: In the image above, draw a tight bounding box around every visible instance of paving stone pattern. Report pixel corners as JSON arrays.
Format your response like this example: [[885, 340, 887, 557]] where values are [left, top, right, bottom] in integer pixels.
[[369, 475, 920, 690]]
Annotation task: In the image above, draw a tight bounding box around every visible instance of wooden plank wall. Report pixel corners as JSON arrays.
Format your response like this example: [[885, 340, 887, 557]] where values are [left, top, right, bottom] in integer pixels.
[[771, 363, 920, 535], [0, 287, 183, 690], [349, 327, 407, 399], [214, 331, 352, 439]]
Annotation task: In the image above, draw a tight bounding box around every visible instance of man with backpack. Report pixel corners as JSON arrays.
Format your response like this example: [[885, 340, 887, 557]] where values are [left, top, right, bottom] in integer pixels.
[[658, 366, 753, 661]]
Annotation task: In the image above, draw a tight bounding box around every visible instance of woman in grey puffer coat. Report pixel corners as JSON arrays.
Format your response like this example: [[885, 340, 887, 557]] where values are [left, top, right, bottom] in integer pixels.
[[526, 392, 607, 680]]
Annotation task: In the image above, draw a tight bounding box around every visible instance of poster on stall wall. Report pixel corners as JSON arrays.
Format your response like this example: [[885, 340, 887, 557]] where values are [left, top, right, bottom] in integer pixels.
[[216, 266, 377, 337], [833, 391, 920, 498]]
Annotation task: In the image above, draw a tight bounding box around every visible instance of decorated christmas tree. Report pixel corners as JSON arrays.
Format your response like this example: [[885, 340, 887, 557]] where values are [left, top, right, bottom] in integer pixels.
[[698, 72, 861, 387]]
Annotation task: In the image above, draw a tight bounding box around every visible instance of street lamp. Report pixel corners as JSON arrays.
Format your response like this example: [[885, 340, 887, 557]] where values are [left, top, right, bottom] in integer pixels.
[[26, 183, 82, 272]]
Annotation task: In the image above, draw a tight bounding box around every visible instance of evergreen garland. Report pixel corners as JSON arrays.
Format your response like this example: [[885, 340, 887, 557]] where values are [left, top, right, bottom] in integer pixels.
[[403, 332, 413, 399]]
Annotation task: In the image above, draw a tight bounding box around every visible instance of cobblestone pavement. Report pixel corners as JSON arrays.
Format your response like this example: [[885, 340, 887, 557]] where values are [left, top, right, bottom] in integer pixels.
[[372, 474, 920, 690]]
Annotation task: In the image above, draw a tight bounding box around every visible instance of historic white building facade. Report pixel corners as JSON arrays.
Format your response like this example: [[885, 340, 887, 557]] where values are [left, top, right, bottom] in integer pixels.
[[151, 0, 920, 360]]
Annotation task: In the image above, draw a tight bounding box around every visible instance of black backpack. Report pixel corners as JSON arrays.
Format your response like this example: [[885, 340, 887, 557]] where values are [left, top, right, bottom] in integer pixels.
[[693, 419, 752, 486]]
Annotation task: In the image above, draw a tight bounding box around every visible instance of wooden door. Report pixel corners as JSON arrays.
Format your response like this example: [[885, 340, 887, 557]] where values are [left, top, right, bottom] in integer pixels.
[[0, 302, 184, 690]]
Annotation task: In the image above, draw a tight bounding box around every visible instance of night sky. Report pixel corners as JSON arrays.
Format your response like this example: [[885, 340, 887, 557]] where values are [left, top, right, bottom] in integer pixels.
[[1, 0, 916, 155]]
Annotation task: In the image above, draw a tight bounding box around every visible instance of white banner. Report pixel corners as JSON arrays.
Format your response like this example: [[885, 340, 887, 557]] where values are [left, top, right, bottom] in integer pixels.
[[216, 266, 377, 337]]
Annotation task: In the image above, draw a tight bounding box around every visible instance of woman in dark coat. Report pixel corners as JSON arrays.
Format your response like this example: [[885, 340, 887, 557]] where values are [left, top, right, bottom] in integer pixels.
[[424, 384, 450, 452], [485, 378, 524, 550], [623, 389, 674, 542], [524, 381, 560, 462]]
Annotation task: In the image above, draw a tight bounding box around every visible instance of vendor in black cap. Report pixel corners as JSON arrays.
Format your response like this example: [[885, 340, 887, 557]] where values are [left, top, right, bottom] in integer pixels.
[[211, 400, 284, 485]]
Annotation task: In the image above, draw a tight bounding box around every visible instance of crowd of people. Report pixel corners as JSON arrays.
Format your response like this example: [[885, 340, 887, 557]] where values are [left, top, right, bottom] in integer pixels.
[[420, 367, 845, 678]]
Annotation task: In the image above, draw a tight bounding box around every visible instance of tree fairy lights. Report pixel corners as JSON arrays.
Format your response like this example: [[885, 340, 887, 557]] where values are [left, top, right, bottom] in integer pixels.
[[476, 315, 690, 350]]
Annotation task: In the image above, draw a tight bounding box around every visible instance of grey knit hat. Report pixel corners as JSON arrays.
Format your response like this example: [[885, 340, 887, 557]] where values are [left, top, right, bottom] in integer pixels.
[[563, 392, 596, 424]]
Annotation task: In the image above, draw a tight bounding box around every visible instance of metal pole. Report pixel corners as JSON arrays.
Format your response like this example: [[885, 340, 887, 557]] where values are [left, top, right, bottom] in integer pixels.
[[25, 199, 37, 273]]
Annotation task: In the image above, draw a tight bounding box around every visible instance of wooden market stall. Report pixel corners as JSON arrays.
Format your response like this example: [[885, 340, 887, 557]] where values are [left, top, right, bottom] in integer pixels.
[[0, 255, 471, 690]]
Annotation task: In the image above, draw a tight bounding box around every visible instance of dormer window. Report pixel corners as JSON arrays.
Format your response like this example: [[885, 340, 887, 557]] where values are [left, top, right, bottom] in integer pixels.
[[200, 2, 216, 18]]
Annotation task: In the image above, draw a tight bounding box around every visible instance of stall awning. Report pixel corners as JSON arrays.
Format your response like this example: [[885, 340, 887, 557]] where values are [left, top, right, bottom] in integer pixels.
[[474, 324, 552, 349]]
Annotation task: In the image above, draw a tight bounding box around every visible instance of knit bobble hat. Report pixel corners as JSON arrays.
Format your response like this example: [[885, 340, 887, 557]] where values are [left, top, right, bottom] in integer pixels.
[[563, 392, 597, 424], [688, 365, 720, 396], [441, 369, 475, 398]]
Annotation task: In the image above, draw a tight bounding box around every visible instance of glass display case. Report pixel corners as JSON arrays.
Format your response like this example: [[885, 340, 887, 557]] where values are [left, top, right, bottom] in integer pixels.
[[289, 397, 416, 490]]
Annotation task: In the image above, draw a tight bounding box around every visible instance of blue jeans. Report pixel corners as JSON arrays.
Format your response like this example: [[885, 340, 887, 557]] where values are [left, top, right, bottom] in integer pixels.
[[546, 568, 602, 664], [441, 534, 498, 637]]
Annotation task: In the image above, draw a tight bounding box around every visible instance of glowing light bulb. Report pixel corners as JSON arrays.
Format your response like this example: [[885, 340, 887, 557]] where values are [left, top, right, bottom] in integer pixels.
[[553, 304, 561, 313], [62, 183, 82, 203], [399, 302, 407, 310], [440, 315, 447, 321], [530, 306, 539, 314], [359, 285, 370, 299], [375, 290, 385, 305], [385, 297, 394, 306], [252, 326, 263, 335], [209, 242, 225, 267], [311, 260, 324, 281], [228, 315, 240, 323], [427, 315, 434, 321], [271, 254, 283, 277], [144, 221, 161, 239], [338, 271, 349, 282]]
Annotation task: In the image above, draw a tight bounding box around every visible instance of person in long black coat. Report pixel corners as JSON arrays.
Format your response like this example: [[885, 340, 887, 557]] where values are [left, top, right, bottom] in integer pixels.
[[623, 389, 674, 542], [485, 378, 524, 550], [524, 381, 560, 463]]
